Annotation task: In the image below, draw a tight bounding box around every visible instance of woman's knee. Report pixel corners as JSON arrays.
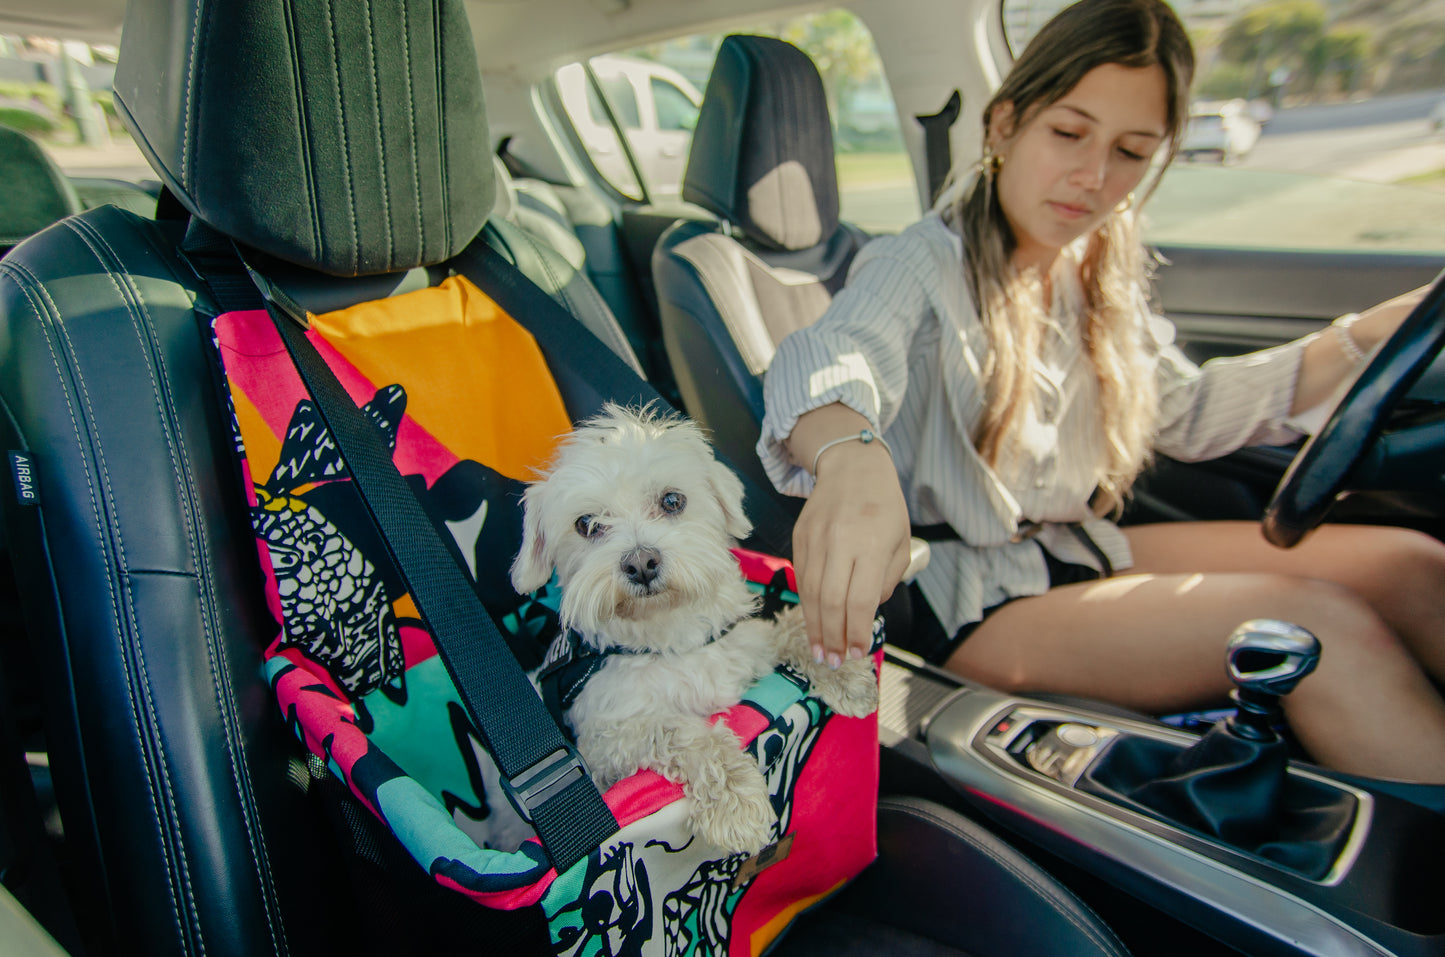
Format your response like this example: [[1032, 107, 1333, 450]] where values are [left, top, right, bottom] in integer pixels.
[[1351, 526, 1445, 598], [1252, 571, 1373, 625], [1252, 574, 1410, 669]]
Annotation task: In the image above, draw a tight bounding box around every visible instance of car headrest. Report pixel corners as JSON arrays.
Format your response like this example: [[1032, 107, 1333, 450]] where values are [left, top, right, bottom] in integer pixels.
[[0, 122, 82, 249], [682, 35, 839, 253], [111, 0, 494, 277]]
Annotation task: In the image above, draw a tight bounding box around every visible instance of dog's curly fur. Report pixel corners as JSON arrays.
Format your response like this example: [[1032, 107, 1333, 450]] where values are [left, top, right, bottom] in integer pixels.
[[511, 404, 877, 855]]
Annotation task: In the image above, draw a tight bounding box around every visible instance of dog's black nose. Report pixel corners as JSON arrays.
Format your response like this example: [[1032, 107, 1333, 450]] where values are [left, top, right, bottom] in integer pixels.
[[621, 547, 662, 587]]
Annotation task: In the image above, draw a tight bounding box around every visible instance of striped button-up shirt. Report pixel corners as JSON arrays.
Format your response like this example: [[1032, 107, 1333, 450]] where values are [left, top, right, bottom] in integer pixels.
[[758, 212, 1311, 638]]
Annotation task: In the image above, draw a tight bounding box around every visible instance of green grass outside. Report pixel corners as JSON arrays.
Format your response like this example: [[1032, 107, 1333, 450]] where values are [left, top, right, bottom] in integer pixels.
[[1398, 166, 1445, 191], [835, 150, 915, 188]]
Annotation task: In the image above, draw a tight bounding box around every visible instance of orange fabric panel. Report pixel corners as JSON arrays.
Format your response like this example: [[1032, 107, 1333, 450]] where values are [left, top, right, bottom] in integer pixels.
[[230, 380, 282, 484], [310, 275, 570, 480]]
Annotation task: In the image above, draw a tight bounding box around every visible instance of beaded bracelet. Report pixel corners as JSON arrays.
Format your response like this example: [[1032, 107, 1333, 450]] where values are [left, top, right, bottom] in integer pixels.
[[1332, 313, 1366, 364], [811, 428, 893, 477]]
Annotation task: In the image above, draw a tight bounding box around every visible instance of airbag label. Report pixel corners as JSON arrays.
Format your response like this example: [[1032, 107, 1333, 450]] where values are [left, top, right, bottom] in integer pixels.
[[9, 451, 39, 506]]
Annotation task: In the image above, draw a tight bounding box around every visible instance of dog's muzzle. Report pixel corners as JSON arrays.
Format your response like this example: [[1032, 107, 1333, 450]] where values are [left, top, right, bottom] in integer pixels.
[[621, 547, 662, 588]]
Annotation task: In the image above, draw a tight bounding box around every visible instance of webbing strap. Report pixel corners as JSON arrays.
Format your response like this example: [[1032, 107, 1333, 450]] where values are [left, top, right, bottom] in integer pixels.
[[916, 90, 963, 205], [450, 237, 797, 559]]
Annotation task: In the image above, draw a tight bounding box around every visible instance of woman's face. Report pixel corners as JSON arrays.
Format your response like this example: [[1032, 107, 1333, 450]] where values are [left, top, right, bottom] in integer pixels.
[[991, 62, 1169, 274]]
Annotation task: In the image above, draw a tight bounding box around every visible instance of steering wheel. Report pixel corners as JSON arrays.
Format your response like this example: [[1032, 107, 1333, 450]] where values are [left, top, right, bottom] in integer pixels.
[[1263, 271, 1445, 548]]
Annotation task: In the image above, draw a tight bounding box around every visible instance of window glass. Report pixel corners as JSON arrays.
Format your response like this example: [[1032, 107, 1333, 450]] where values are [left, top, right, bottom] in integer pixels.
[[652, 78, 700, 132], [592, 74, 641, 130], [1002, 0, 1445, 253], [0, 32, 155, 236], [555, 60, 644, 200], [552, 10, 921, 230]]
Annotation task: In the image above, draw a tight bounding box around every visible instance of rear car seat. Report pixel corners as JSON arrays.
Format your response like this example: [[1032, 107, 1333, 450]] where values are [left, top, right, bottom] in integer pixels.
[[653, 35, 871, 496], [0, 123, 83, 257]]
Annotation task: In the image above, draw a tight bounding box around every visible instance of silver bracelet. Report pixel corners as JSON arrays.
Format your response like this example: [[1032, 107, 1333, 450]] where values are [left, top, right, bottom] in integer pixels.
[[811, 428, 893, 477], [1332, 312, 1366, 364]]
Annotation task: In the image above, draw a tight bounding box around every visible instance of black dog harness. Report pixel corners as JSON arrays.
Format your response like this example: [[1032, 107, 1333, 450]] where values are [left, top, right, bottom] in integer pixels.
[[536, 625, 735, 735]]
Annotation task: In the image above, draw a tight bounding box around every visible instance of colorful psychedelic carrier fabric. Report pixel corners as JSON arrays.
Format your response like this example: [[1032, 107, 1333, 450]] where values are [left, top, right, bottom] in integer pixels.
[[210, 275, 881, 956]]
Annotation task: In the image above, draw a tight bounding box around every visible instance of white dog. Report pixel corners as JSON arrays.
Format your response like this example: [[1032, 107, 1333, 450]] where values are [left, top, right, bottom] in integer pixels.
[[510, 404, 877, 856]]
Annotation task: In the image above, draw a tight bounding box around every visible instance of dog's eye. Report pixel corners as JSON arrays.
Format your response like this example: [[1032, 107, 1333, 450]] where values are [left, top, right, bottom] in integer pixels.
[[660, 490, 686, 514], [574, 515, 605, 539]]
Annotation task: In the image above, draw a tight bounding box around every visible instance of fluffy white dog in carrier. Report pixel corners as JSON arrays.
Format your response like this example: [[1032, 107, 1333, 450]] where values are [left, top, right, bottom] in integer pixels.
[[510, 403, 877, 855]]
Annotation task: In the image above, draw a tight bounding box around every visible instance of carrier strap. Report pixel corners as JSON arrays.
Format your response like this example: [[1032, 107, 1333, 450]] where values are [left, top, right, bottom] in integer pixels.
[[450, 235, 797, 560]]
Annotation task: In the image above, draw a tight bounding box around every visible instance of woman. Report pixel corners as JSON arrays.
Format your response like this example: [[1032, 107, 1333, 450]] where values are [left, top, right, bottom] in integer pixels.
[[757, 0, 1445, 782]]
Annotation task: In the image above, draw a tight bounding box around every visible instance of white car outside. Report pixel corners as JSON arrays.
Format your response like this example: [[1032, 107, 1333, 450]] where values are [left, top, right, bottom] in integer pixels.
[[1180, 98, 1262, 164], [554, 54, 703, 203]]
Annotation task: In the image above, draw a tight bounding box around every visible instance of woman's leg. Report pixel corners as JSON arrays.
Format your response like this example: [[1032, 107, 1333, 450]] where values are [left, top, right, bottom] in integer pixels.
[[943, 569, 1445, 783], [1125, 521, 1445, 679]]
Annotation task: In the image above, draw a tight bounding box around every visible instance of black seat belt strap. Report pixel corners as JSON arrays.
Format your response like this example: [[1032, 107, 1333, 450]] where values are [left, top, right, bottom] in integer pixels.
[[450, 236, 797, 558], [916, 90, 963, 204]]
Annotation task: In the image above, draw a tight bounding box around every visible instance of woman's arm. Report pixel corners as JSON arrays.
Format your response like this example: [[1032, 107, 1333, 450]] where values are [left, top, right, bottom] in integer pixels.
[[784, 403, 913, 666], [1153, 284, 1430, 462], [1290, 285, 1428, 413]]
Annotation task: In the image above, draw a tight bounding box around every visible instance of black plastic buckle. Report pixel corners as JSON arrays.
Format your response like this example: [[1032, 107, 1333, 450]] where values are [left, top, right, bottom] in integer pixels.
[[502, 746, 588, 822]]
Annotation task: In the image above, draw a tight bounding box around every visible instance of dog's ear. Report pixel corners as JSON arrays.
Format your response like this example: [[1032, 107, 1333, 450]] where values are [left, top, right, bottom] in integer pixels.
[[510, 485, 554, 594], [707, 458, 752, 541]]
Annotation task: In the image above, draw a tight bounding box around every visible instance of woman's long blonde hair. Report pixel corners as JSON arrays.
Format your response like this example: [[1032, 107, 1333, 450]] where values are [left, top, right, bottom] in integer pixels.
[[945, 0, 1194, 514]]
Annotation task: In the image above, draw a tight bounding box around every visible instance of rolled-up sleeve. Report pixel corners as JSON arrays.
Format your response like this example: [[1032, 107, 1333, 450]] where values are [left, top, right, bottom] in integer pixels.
[[1152, 316, 1310, 462], [759, 235, 938, 496]]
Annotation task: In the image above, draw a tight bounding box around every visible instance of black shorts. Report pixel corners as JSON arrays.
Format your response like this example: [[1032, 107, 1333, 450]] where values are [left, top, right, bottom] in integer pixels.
[[900, 543, 1103, 665]]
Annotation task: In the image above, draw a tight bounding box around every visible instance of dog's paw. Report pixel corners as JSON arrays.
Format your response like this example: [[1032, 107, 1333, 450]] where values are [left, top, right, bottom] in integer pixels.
[[807, 655, 879, 718], [687, 746, 776, 856]]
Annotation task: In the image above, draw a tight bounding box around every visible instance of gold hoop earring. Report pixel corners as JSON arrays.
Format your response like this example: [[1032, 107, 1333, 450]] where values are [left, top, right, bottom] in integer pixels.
[[1115, 192, 1135, 213], [980, 150, 1004, 177]]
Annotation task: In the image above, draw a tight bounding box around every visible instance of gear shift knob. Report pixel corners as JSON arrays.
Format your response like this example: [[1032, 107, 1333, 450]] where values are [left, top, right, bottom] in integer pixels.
[[1224, 620, 1321, 741]]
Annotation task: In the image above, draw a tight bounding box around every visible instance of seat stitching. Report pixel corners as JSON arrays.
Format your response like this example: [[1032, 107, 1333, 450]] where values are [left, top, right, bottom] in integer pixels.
[[281, 2, 325, 264], [397, 2, 423, 263], [361, 0, 394, 270], [3, 248, 193, 952], [77, 217, 290, 955], [880, 797, 1127, 955], [325, 0, 360, 273], [432, 3, 450, 254], [180, 0, 204, 186], [59, 220, 210, 955]]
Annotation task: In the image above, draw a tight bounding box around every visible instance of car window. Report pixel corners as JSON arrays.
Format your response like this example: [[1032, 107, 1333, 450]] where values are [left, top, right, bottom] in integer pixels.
[[652, 77, 700, 132], [0, 32, 153, 221], [592, 74, 641, 130], [552, 9, 921, 232], [1003, 0, 1445, 254]]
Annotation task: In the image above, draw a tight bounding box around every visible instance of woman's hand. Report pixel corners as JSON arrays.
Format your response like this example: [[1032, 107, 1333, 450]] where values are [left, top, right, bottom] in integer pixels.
[[1292, 284, 1430, 414], [786, 405, 913, 666]]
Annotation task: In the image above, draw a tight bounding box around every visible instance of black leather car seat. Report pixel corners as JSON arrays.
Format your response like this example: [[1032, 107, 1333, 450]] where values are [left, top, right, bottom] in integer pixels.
[[0, 123, 83, 257], [653, 35, 871, 494], [0, 3, 1129, 956]]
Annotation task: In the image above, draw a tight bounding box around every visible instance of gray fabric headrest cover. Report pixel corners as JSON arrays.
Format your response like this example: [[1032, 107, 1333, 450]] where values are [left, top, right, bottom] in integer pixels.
[[113, 0, 493, 276], [683, 35, 839, 252]]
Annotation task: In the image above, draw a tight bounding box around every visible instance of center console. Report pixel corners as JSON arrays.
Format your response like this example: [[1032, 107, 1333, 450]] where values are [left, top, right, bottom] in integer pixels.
[[877, 641, 1445, 957]]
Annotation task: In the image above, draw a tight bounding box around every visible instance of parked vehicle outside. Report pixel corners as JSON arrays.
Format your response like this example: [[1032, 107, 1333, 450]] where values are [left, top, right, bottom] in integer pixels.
[[1180, 98, 1262, 164], [554, 53, 702, 203]]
